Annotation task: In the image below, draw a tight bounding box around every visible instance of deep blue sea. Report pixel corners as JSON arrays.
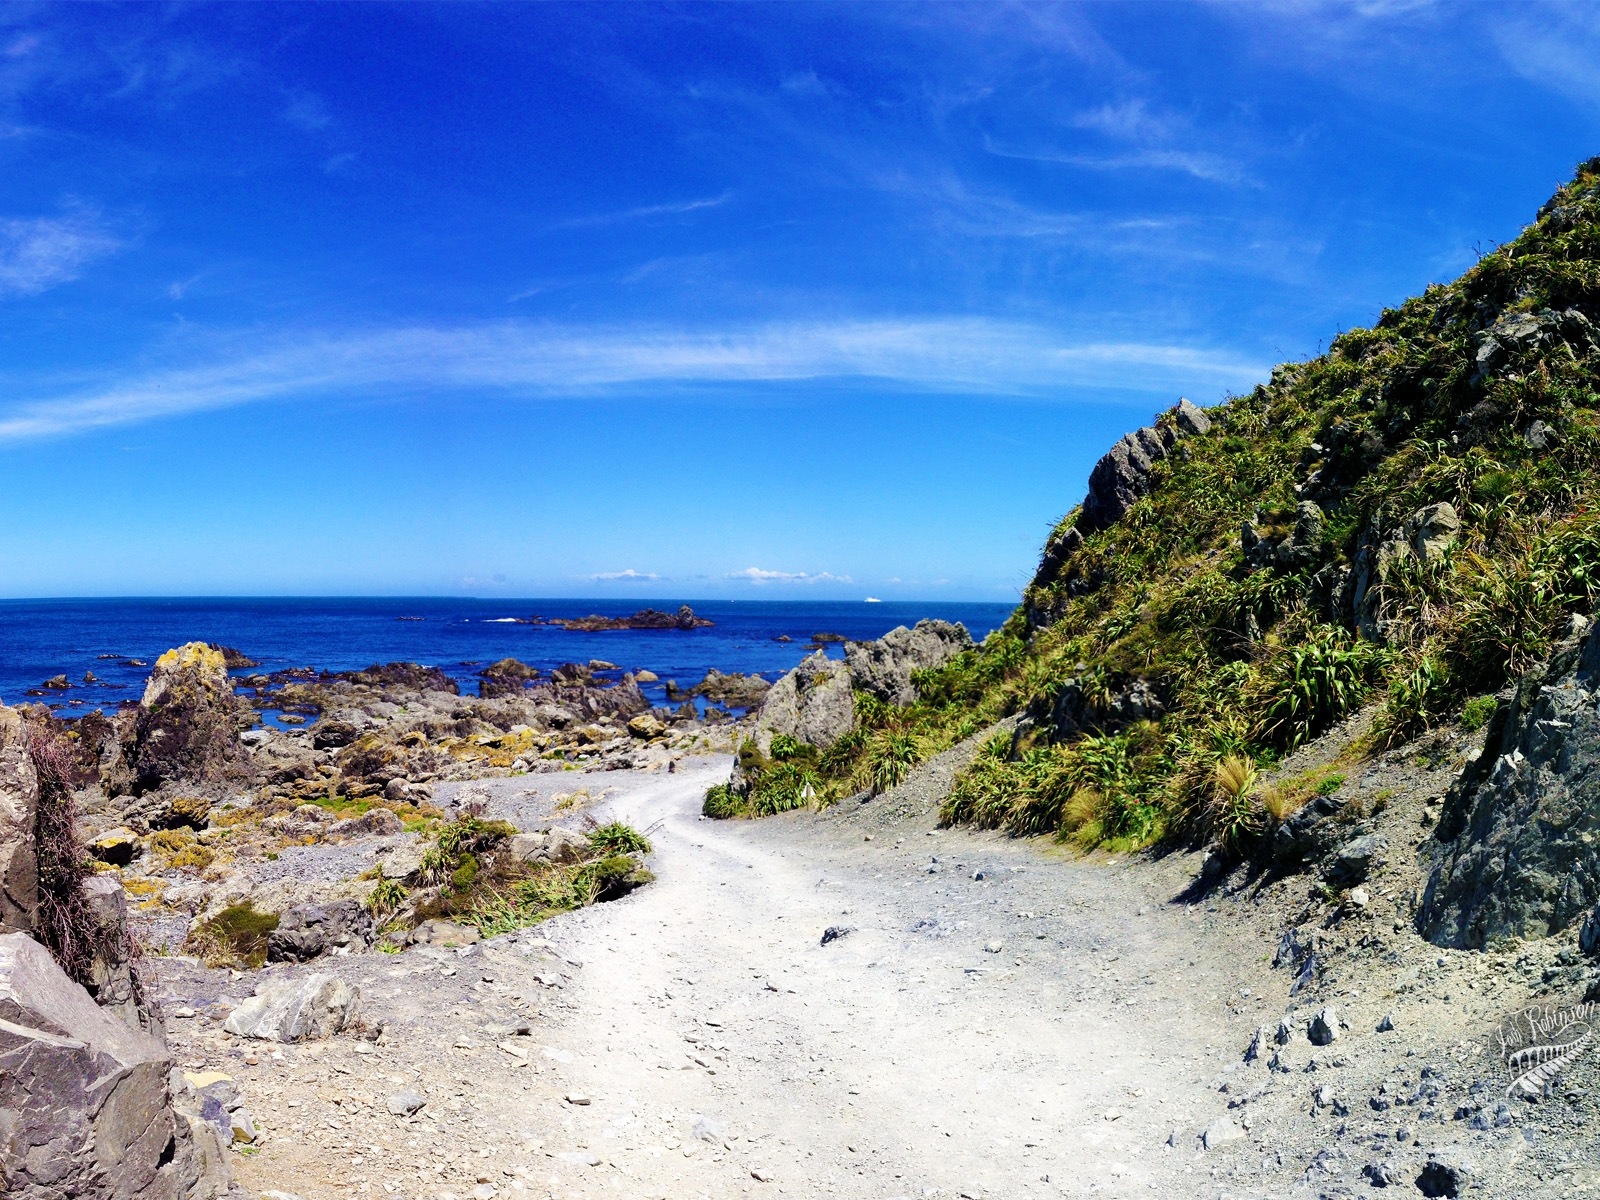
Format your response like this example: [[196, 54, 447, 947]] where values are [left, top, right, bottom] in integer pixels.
[[0, 597, 1015, 720]]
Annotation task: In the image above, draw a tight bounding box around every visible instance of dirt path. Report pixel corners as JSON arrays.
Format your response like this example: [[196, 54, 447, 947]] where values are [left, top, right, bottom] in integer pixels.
[[203, 752, 1294, 1200], [525, 757, 1276, 1199]]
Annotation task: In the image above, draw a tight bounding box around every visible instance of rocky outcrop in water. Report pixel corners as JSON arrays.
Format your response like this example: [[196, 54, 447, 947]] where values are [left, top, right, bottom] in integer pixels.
[[1421, 616, 1600, 948], [845, 619, 973, 705], [551, 606, 713, 632]]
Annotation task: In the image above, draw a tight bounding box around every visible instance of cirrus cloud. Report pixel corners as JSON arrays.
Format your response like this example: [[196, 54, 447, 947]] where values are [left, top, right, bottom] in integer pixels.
[[727, 567, 855, 585]]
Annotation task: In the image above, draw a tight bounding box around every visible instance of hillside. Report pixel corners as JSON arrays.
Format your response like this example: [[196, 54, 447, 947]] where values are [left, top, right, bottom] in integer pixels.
[[728, 156, 1600, 912]]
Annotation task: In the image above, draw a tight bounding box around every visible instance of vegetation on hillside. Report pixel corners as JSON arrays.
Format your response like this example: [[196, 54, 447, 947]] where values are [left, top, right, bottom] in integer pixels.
[[750, 158, 1600, 854]]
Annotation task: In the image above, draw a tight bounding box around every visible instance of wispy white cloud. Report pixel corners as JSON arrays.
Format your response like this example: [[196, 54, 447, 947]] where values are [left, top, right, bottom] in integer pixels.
[[0, 209, 119, 298], [555, 192, 733, 229], [589, 568, 660, 581], [0, 317, 1270, 442], [1491, 8, 1600, 105], [727, 567, 854, 585], [986, 141, 1248, 185]]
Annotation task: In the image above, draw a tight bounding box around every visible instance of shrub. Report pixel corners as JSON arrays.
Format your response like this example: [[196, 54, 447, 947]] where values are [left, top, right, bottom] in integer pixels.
[[768, 733, 807, 761], [1203, 755, 1262, 850], [702, 783, 744, 819], [588, 822, 651, 855], [1257, 625, 1386, 749], [865, 731, 921, 795], [366, 877, 408, 918], [186, 902, 279, 968]]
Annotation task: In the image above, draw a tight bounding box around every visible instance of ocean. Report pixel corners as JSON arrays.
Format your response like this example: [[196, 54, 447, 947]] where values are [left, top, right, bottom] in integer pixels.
[[0, 597, 1016, 720]]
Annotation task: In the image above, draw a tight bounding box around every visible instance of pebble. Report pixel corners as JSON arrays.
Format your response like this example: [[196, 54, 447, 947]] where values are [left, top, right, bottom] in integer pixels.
[[565, 1093, 592, 1106], [983, 941, 1004, 954], [387, 1091, 426, 1117], [1202, 1117, 1245, 1150]]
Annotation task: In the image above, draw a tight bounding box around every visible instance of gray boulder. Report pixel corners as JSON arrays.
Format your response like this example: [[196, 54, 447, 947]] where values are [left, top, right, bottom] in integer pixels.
[[1348, 502, 1461, 640], [266, 900, 374, 963], [103, 643, 249, 798], [327, 808, 404, 838], [1422, 617, 1600, 947], [749, 651, 855, 753], [0, 932, 230, 1200], [1079, 398, 1211, 534], [410, 919, 479, 948], [844, 619, 973, 705], [1307, 1006, 1341, 1046], [0, 707, 39, 935], [222, 972, 360, 1042], [1326, 833, 1388, 885]]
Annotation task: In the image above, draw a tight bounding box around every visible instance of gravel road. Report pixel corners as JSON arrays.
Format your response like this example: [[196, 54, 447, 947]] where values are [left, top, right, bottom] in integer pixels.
[[200, 752, 1297, 1200]]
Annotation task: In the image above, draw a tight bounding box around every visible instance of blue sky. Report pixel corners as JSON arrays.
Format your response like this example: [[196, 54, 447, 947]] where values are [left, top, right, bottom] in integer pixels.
[[3, 2, 1600, 600]]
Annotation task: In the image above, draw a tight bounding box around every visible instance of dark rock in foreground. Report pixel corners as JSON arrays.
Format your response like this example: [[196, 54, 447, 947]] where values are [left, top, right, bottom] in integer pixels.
[[1422, 615, 1600, 948]]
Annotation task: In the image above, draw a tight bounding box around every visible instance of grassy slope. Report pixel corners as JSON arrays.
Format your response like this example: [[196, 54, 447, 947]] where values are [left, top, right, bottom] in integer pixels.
[[740, 158, 1600, 852]]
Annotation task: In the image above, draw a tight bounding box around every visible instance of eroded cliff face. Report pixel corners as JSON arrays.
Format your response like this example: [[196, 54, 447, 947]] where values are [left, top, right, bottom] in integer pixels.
[[1422, 616, 1600, 948]]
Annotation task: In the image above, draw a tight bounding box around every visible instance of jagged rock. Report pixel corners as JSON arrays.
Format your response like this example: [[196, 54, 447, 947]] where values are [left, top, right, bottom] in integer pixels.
[[0, 707, 39, 935], [104, 644, 248, 798], [80, 875, 143, 1028], [1349, 503, 1462, 640], [1307, 1006, 1341, 1046], [1241, 501, 1324, 572], [266, 900, 374, 962], [844, 620, 973, 706], [1326, 833, 1388, 885], [749, 651, 855, 753], [1270, 792, 1352, 864], [222, 972, 360, 1041], [477, 658, 540, 699], [1036, 674, 1164, 741], [1078, 398, 1211, 534], [689, 670, 771, 708], [0, 932, 231, 1200], [1422, 618, 1600, 947]]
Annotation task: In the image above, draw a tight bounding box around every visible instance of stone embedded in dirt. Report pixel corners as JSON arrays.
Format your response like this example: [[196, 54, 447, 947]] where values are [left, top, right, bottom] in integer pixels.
[[1416, 1154, 1470, 1198], [1346, 886, 1371, 910], [0, 932, 230, 1198], [1244, 1025, 1270, 1063], [820, 925, 855, 946], [1201, 1116, 1245, 1150], [267, 898, 374, 962], [750, 1167, 776, 1182], [691, 1114, 725, 1142], [223, 971, 361, 1042], [387, 1090, 426, 1116], [1377, 1012, 1396, 1032], [1274, 1018, 1296, 1045], [1327, 834, 1388, 885], [1307, 1006, 1341, 1046], [983, 940, 1004, 954], [565, 1092, 592, 1105], [1313, 1084, 1336, 1109], [328, 808, 404, 838], [544, 827, 590, 865], [412, 919, 481, 948], [88, 825, 143, 866]]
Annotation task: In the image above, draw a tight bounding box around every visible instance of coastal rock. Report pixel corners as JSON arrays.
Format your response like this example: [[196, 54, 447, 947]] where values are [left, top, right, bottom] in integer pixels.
[[553, 606, 713, 632], [0, 707, 40, 934], [1421, 617, 1600, 947], [266, 899, 374, 962], [223, 972, 360, 1042], [844, 620, 973, 706], [104, 643, 249, 798], [689, 669, 771, 708], [1079, 398, 1212, 535], [0, 931, 229, 1200], [750, 651, 855, 753], [478, 658, 540, 699]]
